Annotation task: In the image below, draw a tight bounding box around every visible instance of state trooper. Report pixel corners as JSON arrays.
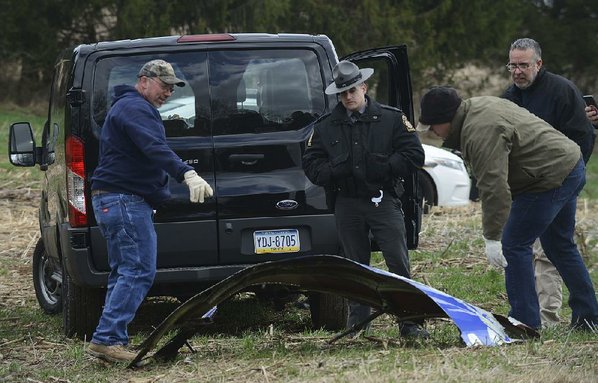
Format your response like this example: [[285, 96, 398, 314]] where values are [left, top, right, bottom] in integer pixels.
[[302, 60, 427, 338]]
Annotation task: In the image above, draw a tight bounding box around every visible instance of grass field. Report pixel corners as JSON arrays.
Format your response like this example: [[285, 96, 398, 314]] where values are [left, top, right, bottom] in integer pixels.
[[1, 106, 597, 382]]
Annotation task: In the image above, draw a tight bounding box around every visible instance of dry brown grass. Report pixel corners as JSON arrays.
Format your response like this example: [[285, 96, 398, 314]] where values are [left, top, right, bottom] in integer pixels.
[[1, 186, 598, 382], [0, 189, 39, 309]]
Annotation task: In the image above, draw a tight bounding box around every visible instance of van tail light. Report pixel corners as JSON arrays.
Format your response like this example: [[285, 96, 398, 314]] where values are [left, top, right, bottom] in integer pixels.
[[66, 135, 87, 227]]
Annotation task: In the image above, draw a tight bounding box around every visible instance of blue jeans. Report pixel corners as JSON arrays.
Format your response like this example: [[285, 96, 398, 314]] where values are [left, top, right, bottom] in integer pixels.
[[502, 160, 598, 329], [91, 193, 157, 345]]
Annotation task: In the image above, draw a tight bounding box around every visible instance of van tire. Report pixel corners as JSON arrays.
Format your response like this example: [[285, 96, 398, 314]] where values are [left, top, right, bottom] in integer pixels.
[[32, 239, 62, 314], [62, 265, 104, 340], [309, 292, 348, 331]]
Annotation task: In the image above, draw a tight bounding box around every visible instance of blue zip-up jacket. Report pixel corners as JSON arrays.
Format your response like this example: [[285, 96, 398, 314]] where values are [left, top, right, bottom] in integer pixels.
[[502, 67, 595, 163], [91, 85, 193, 207]]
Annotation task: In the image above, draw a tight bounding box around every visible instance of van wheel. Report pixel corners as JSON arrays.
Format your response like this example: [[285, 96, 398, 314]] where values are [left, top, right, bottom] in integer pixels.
[[308, 292, 348, 331], [32, 239, 62, 314], [418, 170, 437, 214], [62, 265, 105, 340], [254, 285, 299, 311]]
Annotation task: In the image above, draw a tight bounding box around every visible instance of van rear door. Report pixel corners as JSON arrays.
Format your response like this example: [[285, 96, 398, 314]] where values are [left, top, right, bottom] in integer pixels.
[[209, 47, 338, 264], [342, 46, 414, 121], [87, 52, 219, 270]]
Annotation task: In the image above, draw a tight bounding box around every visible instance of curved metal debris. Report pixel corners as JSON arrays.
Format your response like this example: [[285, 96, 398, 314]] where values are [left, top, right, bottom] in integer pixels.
[[130, 255, 538, 367]]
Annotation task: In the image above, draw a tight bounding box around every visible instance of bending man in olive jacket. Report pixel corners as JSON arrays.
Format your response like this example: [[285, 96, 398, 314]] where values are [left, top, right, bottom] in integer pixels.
[[417, 86, 598, 331], [303, 61, 426, 337]]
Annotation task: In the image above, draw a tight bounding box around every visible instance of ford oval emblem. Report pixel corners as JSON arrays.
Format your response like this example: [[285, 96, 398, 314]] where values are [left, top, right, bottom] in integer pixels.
[[276, 199, 299, 210]]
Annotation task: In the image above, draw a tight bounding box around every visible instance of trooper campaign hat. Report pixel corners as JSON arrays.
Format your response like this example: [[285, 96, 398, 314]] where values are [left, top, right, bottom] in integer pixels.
[[325, 60, 374, 95]]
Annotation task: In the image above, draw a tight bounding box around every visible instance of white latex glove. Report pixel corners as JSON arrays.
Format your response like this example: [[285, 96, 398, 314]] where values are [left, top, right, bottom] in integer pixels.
[[183, 170, 213, 203], [484, 238, 508, 268]]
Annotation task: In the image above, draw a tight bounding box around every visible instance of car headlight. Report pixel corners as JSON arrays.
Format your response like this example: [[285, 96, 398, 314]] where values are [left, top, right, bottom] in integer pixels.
[[425, 158, 464, 171]]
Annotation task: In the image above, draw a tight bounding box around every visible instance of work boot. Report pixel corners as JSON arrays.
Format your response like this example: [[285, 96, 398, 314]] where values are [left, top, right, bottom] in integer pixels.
[[87, 342, 137, 363], [399, 321, 430, 339]]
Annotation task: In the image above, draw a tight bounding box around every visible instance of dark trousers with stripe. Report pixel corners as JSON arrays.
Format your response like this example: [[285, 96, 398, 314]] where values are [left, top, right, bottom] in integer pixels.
[[335, 195, 410, 328]]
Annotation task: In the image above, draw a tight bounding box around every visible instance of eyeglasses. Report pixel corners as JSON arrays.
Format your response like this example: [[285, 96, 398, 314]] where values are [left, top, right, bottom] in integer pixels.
[[148, 77, 175, 93], [505, 62, 533, 72]]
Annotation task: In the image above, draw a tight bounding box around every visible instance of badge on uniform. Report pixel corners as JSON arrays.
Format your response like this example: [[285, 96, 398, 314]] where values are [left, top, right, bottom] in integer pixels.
[[402, 115, 415, 132]]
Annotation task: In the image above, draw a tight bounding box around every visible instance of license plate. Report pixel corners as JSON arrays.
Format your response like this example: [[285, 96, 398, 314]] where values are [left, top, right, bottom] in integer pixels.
[[253, 229, 300, 254]]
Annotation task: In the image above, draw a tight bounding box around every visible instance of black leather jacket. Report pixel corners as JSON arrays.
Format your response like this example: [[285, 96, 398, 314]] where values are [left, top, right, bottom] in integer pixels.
[[502, 67, 595, 163], [303, 96, 424, 203]]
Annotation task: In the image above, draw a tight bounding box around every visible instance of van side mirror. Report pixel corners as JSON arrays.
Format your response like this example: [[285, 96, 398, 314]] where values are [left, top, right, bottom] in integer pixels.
[[9, 122, 38, 167]]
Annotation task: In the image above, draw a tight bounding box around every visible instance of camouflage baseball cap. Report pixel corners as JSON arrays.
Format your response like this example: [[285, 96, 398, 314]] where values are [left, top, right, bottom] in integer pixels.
[[138, 59, 185, 87]]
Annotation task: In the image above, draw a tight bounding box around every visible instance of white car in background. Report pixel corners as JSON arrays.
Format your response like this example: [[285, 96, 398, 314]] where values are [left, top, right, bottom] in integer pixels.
[[420, 144, 471, 212]]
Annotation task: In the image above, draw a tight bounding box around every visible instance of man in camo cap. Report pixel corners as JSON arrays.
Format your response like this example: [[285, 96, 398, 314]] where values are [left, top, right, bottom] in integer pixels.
[[137, 59, 185, 90], [88, 59, 213, 363]]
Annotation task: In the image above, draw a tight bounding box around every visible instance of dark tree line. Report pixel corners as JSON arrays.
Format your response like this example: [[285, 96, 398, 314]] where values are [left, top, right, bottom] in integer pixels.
[[1, 0, 597, 105]]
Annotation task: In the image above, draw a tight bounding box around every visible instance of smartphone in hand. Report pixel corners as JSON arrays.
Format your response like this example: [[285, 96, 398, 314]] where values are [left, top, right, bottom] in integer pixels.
[[583, 95, 597, 108], [585, 95, 598, 128]]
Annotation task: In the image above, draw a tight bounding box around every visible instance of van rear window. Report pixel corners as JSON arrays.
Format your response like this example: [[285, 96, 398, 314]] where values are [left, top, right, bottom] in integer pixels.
[[92, 53, 206, 137], [209, 49, 325, 135], [92, 49, 325, 137]]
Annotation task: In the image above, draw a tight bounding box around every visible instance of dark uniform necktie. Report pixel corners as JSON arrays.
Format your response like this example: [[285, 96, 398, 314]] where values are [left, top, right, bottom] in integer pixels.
[[351, 111, 361, 123]]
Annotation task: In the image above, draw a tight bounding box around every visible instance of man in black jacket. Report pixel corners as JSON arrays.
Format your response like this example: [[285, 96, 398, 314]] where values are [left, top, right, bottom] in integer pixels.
[[302, 61, 426, 337], [501, 38, 596, 328]]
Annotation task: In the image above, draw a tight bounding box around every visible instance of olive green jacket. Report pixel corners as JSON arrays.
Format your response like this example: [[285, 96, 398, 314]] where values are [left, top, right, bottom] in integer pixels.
[[443, 96, 581, 240]]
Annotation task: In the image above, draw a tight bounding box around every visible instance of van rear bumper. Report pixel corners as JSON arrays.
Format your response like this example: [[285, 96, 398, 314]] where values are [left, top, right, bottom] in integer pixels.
[[63, 257, 248, 290], [58, 224, 254, 288], [59, 215, 339, 289]]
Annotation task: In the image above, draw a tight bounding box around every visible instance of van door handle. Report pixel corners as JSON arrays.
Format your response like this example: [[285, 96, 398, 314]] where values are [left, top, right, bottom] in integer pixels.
[[228, 154, 264, 166]]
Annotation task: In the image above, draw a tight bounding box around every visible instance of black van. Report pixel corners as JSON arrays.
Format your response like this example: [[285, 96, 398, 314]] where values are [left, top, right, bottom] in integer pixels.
[[8, 33, 420, 339]]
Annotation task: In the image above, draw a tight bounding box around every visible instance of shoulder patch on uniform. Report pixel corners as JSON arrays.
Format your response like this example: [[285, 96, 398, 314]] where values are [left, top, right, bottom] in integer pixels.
[[402, 114, 415, 132]]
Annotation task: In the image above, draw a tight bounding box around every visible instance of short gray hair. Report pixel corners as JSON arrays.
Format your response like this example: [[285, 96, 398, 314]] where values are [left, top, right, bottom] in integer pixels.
[[510, 38, 542, 60]]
